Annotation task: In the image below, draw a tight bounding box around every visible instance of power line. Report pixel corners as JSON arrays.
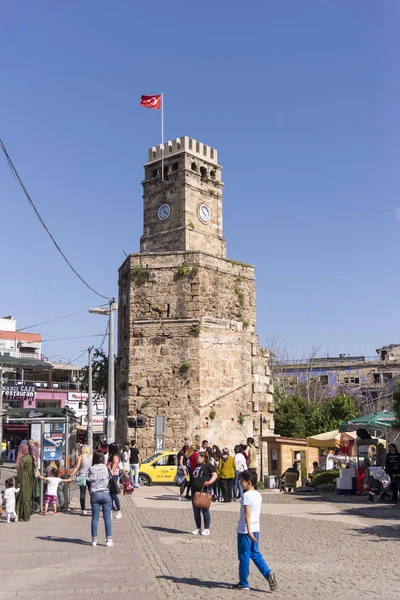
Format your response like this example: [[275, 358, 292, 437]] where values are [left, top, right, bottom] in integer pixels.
[[0, 137, 110, 300], [41, 334, 105, 342], [16, 306, 107, 332], [99, 322, 109, 351], [68, 349, 88, 366]]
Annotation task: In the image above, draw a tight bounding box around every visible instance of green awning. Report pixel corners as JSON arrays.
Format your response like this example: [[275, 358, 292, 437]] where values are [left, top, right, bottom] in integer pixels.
[[339, 410, 396, 432], [0, 356, 52, 369]]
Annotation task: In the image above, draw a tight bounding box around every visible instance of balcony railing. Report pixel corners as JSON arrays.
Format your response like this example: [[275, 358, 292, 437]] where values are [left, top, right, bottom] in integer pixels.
[[3, 379, 81, 391], [0, 350, 42, 361]]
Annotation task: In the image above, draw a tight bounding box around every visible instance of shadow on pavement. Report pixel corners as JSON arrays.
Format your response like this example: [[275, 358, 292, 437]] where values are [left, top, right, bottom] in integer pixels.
[[145, 494, 180, 501], [36, 535, 90, 545], [157, 575, 265, 593], [144, 525, 189, 535], [350, 524, 400, 541]]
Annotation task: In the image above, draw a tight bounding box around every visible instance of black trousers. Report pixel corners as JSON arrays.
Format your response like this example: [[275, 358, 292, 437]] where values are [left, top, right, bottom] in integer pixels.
[[248, 468, 258, 490], [220, 478, 233, 502]]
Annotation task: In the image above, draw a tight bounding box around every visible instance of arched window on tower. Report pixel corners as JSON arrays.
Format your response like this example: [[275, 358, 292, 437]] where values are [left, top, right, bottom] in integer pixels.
[[200, 166, 207, 180], [152, 169, 158, 178], [191, 162, 197, 172], [210, 170, 216, 180], [172, 162, 179, 172], [164, 165, 170, 180]]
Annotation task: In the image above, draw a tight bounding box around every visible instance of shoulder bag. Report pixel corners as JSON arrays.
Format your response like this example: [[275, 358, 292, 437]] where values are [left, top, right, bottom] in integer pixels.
[[76, 473, 87, 487], [193, 483, 212, 509], [108, 468, 121, 495]]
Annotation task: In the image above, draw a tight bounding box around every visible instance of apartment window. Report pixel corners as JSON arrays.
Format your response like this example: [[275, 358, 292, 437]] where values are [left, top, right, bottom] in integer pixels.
[[382, 372, 393, 382], [283, 375, 298, 386], [342, 375, 359, 385], [319, 375, 329, 385], [37, 401, 60, 408], [373, 373, 381, 384]]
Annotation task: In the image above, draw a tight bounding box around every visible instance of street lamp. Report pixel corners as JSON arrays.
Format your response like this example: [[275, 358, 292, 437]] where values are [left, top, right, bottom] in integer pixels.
[[89, 298, 118, 442]]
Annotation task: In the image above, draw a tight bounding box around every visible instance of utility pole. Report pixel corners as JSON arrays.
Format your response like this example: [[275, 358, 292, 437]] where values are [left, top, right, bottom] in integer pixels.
[[89, 298, 118, 443], [87, 346, 94, 454], [108, 298, 116, 443]]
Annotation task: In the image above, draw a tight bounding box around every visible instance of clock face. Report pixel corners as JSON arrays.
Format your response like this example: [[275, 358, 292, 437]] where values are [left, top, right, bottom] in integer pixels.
[[158, 203, 171, 221], [199, 204, 211, 223]]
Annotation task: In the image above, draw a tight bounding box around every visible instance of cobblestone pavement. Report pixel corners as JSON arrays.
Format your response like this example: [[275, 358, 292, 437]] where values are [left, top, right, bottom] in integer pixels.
[[1, 468, 400, 600]]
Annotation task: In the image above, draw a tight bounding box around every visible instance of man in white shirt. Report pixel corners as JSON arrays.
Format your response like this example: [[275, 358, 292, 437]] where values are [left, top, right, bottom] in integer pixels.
[[198, 440, 209, 453], [234, 470, 277, 592]]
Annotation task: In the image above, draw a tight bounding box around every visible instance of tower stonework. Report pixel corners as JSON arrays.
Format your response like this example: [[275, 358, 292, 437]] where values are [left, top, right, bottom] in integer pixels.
[[117, 136, 274, 456]]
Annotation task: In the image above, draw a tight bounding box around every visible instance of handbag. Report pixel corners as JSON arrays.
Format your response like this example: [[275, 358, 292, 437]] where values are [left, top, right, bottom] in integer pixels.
[[174, 466, 186, 485], [108, 470, 121, 495], [76, 473, 86, 487], [193, 483, 212, 509]]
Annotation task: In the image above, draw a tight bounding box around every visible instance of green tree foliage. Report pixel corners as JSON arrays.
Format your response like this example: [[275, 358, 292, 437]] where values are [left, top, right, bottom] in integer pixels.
[[274, 389, 359, 438], [81, 349, 114, 394], [393, 378, 400, 429]]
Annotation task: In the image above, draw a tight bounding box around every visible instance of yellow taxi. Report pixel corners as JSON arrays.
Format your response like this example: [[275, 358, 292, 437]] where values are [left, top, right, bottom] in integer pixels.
[[138, 450, 178, 486]]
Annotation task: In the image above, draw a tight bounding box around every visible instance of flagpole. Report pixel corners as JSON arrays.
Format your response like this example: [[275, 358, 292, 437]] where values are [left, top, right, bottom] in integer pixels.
[[161, 93, 164, 181]]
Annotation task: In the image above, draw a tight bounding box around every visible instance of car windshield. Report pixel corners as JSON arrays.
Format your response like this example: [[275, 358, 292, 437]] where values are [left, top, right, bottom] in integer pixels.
[[142, 453, 163, 464]]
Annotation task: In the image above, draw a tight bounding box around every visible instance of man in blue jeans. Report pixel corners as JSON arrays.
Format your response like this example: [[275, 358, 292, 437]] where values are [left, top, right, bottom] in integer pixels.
[[234, 470, 277, 591]]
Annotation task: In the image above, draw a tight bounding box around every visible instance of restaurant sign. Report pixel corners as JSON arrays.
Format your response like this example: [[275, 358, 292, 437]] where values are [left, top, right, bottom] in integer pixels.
[[2, 384, 36, 399]]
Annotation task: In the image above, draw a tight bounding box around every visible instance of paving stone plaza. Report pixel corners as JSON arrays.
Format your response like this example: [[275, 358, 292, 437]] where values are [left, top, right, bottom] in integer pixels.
[[1, 469, 399, 600]]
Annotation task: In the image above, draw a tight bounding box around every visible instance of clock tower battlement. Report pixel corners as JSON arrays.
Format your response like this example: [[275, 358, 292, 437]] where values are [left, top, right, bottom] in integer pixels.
[[140, 136, 226, 258]]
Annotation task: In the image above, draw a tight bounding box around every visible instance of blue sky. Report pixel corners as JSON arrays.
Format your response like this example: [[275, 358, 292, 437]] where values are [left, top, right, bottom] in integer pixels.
[[1, 1, 398, 364]]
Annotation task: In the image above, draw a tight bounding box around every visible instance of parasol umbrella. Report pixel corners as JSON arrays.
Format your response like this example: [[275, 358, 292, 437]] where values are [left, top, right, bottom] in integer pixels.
[[307, 429, 356, 449], [338, 410, 396, 433]]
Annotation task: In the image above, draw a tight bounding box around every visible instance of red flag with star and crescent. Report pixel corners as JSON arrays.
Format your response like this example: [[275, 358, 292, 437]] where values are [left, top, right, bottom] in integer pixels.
[[140, 95, 162, 110]]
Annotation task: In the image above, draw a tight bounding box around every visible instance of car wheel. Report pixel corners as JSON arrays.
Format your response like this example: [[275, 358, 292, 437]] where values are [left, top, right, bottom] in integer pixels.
[[138, 473, 151, 487]]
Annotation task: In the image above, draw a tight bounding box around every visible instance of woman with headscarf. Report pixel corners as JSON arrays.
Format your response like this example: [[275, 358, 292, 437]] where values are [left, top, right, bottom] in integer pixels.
[[386, 443, 400, 503], [16, 444, 34, 522]]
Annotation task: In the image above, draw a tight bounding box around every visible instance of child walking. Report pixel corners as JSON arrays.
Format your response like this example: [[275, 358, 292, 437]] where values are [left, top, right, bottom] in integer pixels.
[[2, 478, 20, 523], [35, 468, 72, 515], [234, 470, 277, 592]]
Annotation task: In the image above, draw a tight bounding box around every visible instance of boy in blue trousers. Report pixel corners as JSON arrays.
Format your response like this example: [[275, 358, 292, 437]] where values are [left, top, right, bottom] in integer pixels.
[[234, 470, 277, 591]]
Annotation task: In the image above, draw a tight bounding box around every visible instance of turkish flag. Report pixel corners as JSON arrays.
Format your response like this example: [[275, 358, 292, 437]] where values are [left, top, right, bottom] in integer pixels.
[[140, 95, 161, 110]]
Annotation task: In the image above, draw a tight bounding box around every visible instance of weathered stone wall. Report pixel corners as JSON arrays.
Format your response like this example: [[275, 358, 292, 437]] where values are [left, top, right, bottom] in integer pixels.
[[117, 252, 274, 455]]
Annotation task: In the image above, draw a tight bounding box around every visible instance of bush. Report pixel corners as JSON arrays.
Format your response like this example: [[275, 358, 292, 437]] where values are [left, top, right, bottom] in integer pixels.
[[311, 469, 339, 488]]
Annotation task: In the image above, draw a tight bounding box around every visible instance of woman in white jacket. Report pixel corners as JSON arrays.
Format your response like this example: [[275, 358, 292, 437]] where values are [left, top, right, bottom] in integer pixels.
[[234, 445, 248, 500]]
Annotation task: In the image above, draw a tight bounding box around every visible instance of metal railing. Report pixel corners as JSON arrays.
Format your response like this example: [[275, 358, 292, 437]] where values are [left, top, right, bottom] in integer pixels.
[[0, 350, 42, 360], [2, 379, 81, 391]]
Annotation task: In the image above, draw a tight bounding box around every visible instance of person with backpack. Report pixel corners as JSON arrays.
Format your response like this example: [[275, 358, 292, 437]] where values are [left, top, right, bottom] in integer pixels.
[[107, 444, 129, 518]]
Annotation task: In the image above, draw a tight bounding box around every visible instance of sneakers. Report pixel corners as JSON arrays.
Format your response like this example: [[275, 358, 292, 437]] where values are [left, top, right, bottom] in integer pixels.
[[201, 529, 210, 536], [14, 515, 18, 523], [114, 511, 122, 519], [106, 539, 114, 547], [268, 572, 278, 591], [91, 538, 98, 547], [82, 510, 87, 516], [192, 528, 201, 535], [232, 583, 250, 590]]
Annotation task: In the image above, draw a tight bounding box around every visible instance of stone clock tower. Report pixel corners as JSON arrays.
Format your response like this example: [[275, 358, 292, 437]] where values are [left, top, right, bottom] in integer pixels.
[[117, 136, 274, 459]]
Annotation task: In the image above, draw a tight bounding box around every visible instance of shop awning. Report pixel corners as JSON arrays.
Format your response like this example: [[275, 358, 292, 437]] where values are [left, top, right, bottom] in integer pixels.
[[307, 430, 356, 449], [339, 410, 396, 432]]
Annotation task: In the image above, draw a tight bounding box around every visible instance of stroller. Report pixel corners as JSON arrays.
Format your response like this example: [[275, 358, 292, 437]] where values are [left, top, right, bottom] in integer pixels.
[[367, 466, 393, 503]]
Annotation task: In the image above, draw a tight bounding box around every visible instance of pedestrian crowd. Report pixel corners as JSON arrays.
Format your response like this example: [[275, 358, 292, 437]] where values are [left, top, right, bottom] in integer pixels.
[[1, 435, 278, 592], [174, 436, 277, 592]]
